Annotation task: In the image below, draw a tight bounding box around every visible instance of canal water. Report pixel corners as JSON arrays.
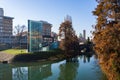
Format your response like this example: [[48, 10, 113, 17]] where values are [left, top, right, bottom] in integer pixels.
[[0, 54, 107, 80]]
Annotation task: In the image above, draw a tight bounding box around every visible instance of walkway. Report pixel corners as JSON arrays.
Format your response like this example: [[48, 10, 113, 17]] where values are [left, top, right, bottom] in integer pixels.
[[0, 52, 15, 62]]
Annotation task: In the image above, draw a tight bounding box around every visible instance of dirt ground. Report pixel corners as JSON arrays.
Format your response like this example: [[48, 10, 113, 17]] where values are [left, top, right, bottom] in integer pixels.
[[0, 52, 15, 63]]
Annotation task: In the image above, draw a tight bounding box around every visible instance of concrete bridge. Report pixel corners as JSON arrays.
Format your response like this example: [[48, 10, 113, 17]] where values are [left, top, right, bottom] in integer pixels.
[[79, 43, 93, 53]]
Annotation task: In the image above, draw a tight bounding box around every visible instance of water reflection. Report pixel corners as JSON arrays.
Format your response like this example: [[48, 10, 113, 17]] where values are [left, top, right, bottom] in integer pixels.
[[12, 64, 52, 80], [0, 52, 107, 80], [58, 57, 79, 80], [79, 52, 93, 63], [28, 64, 52, 80], [13, 67, 28, 80], [0, 64, 12, 80]]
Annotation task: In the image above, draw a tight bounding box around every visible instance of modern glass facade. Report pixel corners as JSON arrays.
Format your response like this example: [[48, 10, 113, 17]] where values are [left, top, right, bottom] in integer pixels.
[[28, 20, 58, 52], [28, 20, 42, 52]]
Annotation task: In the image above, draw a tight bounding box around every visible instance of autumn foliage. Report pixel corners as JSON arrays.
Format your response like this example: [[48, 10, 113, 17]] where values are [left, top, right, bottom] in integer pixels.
[[93, 0, 120, 80], [59, 20, 79, 53]]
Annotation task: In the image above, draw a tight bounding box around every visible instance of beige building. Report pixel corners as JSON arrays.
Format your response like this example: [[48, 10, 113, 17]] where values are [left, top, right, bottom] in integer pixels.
[[0, 8, 14, 50], [2, 16, 13, 36], [0, 8, 13, 37]]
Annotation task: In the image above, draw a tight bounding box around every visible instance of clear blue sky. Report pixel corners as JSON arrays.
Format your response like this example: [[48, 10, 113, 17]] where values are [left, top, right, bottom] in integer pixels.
[[0, 0, 97, 38]]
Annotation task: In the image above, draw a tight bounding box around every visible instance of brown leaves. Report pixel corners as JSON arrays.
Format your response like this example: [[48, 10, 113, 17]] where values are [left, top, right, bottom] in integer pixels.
[[93, 1, 120, 79], [59, 20, 79, 51]]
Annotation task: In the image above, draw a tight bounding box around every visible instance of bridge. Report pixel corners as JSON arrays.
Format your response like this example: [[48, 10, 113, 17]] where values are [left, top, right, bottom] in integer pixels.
[[79, 43, 94, 53]]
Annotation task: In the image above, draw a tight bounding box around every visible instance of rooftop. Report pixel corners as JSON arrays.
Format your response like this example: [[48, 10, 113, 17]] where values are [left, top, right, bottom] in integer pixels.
[[28, 19, 52, 26], [3, 16, 14, 19]]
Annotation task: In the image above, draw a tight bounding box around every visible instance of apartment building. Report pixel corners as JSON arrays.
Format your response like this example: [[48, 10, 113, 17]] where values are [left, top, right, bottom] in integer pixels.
[[0, 8, 14, 50], [0, 8, 13, 37]]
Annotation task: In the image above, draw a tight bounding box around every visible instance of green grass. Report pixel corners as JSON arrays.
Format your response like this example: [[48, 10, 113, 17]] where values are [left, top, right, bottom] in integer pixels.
[[2, 49, 27, 55]]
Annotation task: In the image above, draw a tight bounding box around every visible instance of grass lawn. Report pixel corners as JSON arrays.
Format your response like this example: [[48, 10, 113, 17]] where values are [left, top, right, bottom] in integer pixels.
[[2, 49, 28, 55]]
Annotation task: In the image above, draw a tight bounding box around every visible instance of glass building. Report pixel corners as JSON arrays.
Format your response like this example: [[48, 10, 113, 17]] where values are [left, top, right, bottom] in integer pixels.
[[28, 20, 53, 52], [28, 20, 43, 52]]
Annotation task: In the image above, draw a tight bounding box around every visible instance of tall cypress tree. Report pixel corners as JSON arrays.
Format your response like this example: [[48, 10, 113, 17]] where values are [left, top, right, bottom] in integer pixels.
[[93, 0, 120, 80], [59, 17, 79, 53]]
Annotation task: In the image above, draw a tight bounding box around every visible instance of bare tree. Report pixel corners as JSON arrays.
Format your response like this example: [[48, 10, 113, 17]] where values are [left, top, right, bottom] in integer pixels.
[[14, 25, 26, 49]]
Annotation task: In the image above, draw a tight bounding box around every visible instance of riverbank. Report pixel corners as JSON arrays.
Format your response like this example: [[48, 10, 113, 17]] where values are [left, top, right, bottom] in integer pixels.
[[0, 50, 66, 63], [12, 51, 65, 62], [0, 49, 94, 63]]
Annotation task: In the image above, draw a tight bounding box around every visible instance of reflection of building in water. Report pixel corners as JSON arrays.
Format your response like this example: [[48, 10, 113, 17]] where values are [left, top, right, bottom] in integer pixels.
[[87, 56, 90, 62], [0, 64, 12, 80], [79, 53, 93, 63], [28, 64, 52, 80], [12, 67, 28, 80], [0, 64, 52, 80], [83, 55, 86, 63]]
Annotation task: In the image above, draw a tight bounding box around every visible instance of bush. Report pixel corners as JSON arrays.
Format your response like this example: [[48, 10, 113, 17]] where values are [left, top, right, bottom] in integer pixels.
[[12, 50, 64, 62]]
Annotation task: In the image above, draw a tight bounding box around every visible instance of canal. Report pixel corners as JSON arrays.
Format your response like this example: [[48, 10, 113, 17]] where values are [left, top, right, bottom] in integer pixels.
[[0, 54, 107, 80]]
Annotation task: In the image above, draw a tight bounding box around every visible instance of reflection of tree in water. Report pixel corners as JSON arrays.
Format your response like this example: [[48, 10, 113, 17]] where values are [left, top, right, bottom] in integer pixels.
[[80, 52, 94, 63], [58, 57, 79, 80], [28, 64, 52, 80], [12, 67, 28, 80], [92, 60, 107, 80]]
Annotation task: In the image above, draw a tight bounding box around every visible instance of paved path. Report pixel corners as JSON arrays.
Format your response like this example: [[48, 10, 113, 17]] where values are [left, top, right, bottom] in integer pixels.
[[0, 52, 15, 62]]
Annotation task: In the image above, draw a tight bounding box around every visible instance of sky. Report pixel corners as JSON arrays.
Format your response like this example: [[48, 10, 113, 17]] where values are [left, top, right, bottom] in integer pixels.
[[0, 0, 97, 38]]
